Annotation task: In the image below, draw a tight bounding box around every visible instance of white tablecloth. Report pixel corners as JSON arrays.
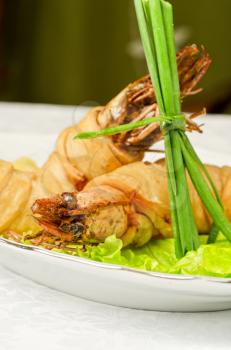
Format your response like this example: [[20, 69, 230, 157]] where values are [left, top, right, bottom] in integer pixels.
[[0, 265, 231, 350], [0, 103, 231, 350]]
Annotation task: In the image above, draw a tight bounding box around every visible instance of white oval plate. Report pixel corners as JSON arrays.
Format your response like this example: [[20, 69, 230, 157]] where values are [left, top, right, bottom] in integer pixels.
[[0, 103, 231, 312]]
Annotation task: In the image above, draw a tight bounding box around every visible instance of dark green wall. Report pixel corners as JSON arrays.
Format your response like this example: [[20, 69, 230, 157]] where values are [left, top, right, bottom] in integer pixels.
[[3, 0, 231, 111], [5, 0, 136, 105], [172, 0, 231, 110]]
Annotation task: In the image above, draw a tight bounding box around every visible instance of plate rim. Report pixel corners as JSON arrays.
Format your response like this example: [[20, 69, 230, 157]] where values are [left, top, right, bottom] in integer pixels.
[[1, 237, 231, 285]]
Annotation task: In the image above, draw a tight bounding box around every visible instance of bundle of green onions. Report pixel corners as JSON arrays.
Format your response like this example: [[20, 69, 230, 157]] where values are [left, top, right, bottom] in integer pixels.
[[75, 0, 231, 258]]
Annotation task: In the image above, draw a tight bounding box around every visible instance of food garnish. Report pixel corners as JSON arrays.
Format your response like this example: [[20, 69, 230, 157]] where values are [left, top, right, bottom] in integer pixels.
[[75, 0, 231, 258]]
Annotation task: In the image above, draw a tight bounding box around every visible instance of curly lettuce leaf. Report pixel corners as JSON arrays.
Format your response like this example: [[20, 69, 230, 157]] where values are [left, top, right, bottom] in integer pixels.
[[56, 234, 231, 278], [173, 240, 231, 277]]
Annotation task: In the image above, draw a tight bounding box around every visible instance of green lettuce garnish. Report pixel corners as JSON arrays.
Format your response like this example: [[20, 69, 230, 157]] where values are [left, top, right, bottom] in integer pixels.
[[54, 234, 231, 278]]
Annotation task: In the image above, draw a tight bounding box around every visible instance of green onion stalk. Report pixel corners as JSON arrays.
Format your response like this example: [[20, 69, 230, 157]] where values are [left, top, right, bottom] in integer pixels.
[[75, 0, 231, 258]]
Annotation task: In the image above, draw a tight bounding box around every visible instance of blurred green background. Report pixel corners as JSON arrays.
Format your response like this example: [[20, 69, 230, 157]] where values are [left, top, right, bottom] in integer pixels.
[[0, 0, 231, 112]]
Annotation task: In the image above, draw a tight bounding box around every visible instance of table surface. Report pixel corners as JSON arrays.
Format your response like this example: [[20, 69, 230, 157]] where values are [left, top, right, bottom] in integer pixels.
[[0, 103, 231, 350]]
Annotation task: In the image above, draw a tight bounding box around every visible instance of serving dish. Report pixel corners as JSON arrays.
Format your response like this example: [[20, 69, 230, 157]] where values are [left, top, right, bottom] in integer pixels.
[[0, 103, 230, 312]]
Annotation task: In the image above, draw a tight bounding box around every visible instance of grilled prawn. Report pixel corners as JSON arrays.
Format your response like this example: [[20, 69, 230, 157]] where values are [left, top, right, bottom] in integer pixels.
[[32, 161, 231, 248], [0, 45, 210, 235], [45, 45, 211, 187]]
